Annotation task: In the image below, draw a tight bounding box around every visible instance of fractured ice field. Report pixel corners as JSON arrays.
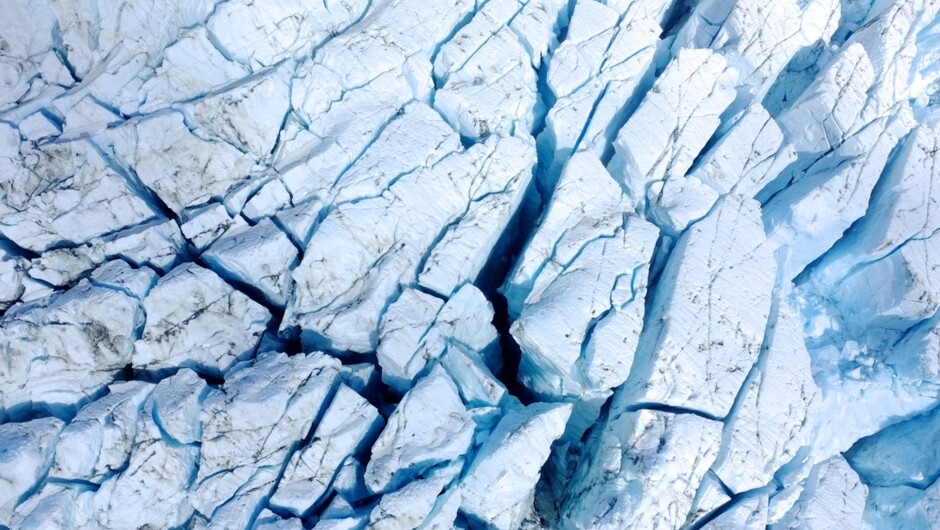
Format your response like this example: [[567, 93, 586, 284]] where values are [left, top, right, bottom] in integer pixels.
[[0, 0, 938, 528]]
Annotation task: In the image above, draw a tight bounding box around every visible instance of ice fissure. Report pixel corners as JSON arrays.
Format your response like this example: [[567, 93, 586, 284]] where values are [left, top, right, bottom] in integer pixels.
[[0, 0, 939, 528]]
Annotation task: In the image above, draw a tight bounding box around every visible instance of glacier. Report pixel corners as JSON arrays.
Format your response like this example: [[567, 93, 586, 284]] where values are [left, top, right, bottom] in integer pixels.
[[0, 0, 938, 528]]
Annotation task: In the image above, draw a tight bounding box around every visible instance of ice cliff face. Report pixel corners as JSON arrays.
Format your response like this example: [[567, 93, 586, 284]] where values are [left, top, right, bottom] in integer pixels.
[[0, 0, 938, 528]]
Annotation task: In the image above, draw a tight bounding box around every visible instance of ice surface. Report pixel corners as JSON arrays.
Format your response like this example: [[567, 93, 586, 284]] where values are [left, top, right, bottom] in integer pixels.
[[0, 417, 64, 521], [710, 302, 821, 494], [561, 408, 722, 529], [203, 219, 300, 308], [365, 365, 473, 493], [134, 263, 271, 375], [771, 456, 869, 530], [611, 48, 738, 206], [50, 381, 153, 483], [1, 279, 143, 416], [270, 384, 382, 517], [621, 195, 776, 418], [458, 402, 572, 530], [2, 0, 939, 528], [191, 352, 340, 525]]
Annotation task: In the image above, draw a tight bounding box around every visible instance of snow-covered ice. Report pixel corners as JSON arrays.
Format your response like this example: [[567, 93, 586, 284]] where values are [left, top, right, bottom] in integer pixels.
[[1, 0, 939, 528]]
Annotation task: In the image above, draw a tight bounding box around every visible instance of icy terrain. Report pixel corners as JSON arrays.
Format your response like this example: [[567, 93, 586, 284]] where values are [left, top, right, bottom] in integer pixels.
[[0, 0, 938, 528]]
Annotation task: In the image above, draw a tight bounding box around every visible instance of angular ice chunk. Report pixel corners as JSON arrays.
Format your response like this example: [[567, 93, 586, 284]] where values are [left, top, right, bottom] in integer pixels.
[[691, 103, 794, 198], [611, 48, 737, 204], [50, 381, 153, 483], [284, 135, 533, 352], [134, 263, 271, 375], [329, 102, 461, 207], [150, 368, 208, 445], [0, 417, 64, 522], [504, 152, 634, 316], [542, 1, 659, 167], [771, 456, 868, 530], [459, 402, 572, 530], [190, 352, 340, 522], [189, 66, 291, 159], [0, 280, 143, 415], [136, 26, 250, 113], [203, 219, 299, 307], [711, 302, 821, 493], [241, 178, 292, 222], [777, 43, 874, 154], [622, 196, 775, 417], [7, 484, 96, 530], [270, 385, 382, 517], [562, 409, 721, 529], [675, 0, 837, 100], [847, 405, 940, 488], [91, 376, 204, 530], [377, 284, 498, 393], [107, 112, 256, 214], [181, 202, 251, 252], [513, 213, 657, 401], [433, 0, 564, 138], [0, 132, 157, 252], [365, 366, 473, 493], [369, 472, 455, 530], [0, 241, 28, 309], [88, 260, 158, 301], [646, 175, 719, 235], [766, 107, 914, 279]]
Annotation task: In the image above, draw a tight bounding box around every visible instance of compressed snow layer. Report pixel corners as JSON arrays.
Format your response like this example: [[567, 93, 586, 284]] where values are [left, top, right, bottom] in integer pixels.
[[1, 0, 939, 528]]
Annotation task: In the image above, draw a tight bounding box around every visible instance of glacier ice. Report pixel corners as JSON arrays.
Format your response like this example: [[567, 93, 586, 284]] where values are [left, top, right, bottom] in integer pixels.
[[1, 0, 939, 528]]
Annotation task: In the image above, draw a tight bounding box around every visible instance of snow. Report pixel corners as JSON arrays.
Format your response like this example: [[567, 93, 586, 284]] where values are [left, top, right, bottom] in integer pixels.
[[1, 0, 939, 528]]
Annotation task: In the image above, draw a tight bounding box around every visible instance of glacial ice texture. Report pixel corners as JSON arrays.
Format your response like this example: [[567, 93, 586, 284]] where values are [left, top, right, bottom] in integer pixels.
[[0, 0, 938, 529]]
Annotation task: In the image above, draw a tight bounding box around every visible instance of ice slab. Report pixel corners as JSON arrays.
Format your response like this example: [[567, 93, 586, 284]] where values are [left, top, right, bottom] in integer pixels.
[[134, 263, 271, 376], [459, 402, 572, 530], [561, 408, 722, 529], [270, 384, 382, 517], [203, 219, 299, 308], [621, 195, 776, 418], [0, 417, 64, 522], [365, 366, 473, 494]]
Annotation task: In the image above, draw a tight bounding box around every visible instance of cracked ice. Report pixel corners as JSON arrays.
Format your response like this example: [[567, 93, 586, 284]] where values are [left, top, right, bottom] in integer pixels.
[[0, 0, 938, 529]]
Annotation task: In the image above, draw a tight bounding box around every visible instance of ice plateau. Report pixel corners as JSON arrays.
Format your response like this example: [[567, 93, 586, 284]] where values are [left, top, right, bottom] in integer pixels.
[[0, 0, 938, 528]]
